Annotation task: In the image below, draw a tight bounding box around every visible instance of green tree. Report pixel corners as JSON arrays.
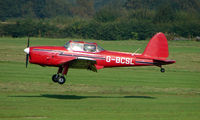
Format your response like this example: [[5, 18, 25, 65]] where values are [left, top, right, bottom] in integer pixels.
[[71, 0, 95, 17], [94, 7, 120, 22], [154, 3, 175, 23]]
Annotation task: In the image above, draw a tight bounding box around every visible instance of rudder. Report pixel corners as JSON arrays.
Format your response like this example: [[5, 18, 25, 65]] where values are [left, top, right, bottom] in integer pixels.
[[142, 32, 169, 60]]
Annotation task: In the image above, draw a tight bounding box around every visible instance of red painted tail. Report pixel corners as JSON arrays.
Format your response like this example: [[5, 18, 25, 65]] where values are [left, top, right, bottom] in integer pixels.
[[142, 32, 169, 60]]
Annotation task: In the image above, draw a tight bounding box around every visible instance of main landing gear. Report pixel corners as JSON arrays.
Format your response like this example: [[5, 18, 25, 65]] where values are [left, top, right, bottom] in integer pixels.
[[158, 65, 165, 73], [52, 64, 69, 85]]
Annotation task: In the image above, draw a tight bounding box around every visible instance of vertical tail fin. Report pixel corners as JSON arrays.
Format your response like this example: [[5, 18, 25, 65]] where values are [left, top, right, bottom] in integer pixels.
[[142, 32, 169, 60]]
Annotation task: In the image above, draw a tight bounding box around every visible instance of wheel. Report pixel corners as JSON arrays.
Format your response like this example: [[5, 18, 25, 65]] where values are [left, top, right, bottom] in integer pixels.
[[58, 76, 66, 84], [52, 74, 59, 83], [160, 68, 165, 73]]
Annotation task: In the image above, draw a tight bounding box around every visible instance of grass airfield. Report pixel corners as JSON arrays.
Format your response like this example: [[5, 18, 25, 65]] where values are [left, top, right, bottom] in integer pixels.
[[0, 37, 200, 120]]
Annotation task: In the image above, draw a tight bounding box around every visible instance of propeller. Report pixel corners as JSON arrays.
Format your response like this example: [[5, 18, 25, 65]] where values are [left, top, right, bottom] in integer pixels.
[[25, 37, 30, 68]]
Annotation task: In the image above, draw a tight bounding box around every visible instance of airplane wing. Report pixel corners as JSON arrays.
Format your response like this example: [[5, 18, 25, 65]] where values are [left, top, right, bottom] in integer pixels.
[[60, 57, 101, 72]]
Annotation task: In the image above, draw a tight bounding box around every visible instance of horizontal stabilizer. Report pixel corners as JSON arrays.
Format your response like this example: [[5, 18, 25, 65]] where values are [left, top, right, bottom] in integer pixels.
[[153, 59, 176, 65]]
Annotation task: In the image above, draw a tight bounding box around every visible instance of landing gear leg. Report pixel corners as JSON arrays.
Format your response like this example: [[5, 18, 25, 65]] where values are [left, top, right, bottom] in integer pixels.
[[52, 64, 69, 85]]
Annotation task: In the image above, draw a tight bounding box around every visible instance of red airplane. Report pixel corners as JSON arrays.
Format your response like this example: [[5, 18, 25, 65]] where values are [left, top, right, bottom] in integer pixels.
[[24, 32, 175, 84]]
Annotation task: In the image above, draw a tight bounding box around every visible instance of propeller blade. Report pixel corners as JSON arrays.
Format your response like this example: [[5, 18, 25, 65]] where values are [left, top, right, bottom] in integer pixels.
[[25, 37, 30, 68], [26, 54, 29, 68]]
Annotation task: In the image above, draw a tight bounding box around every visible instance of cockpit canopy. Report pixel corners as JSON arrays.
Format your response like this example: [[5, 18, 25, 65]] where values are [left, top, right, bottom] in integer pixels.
[[64, 41, 104, 52]]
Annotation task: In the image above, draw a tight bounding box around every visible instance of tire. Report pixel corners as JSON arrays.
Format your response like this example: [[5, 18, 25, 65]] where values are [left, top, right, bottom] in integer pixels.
[[58, 76, 66, 84], [160, 68, 165, 73], [52, 74, 59, 83]]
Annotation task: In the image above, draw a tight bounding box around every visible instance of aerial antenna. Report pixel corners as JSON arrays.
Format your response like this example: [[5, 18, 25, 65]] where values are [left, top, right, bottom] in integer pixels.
[[132, 48, 140, 56]]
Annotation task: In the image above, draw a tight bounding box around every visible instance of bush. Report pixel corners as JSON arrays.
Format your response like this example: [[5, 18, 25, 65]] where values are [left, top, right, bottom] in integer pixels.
[[2, 20, 35, 37], [172, 20, 200, 38], [61, 19, 156, 40], [1, 19, 59, 37]]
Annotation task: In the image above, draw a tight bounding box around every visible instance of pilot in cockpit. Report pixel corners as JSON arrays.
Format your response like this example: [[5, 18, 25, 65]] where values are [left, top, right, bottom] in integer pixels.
[[84, 44, 96, 52], [64, 41, 104, 52]]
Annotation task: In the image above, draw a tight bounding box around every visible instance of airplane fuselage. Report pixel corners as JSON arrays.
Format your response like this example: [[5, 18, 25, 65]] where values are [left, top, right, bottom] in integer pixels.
[[29, 46, 154, 68]]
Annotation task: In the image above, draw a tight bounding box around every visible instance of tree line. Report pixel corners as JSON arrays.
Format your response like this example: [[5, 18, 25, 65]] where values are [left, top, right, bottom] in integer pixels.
[[0, 0, 200, 40]]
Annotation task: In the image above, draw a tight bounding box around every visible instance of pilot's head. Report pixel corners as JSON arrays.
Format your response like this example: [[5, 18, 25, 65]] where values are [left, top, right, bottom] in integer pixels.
[[84, 45, 96, 52]]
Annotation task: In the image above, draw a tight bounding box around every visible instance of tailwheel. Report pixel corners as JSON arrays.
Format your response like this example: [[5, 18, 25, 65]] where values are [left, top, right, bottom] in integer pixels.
[[160, 68, 165, 73], [52, 74, 60, 83], [58, 76, 66, 85]]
